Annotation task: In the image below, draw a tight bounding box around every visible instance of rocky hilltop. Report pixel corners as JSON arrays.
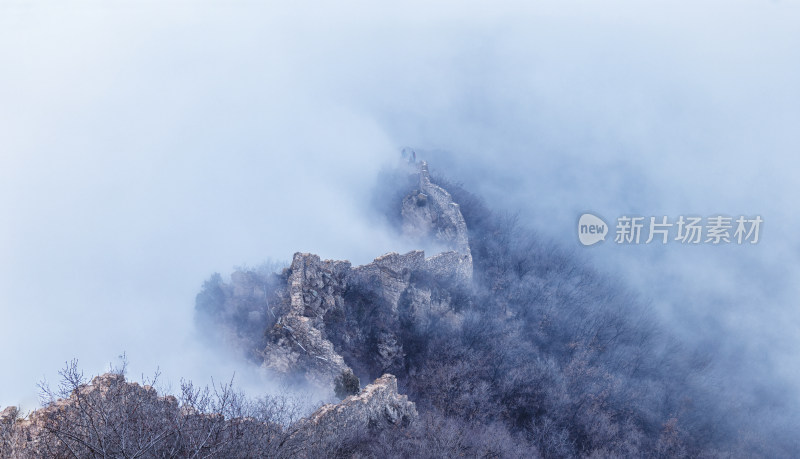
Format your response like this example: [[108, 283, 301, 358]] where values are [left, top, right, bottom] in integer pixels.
[[0, 371, 415, 458], [307, 373, 416, 430], [199, 161, 475, 394], [261, 161, 474, 391], [400, 161, 472, 280], [263, 246, 471, 391]]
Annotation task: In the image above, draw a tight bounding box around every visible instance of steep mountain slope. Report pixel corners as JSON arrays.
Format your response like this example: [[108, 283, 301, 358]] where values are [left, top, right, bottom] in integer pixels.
[[5, 161, 796, 457], [198, 161, 475, 393], [189, 160, 796, 457]]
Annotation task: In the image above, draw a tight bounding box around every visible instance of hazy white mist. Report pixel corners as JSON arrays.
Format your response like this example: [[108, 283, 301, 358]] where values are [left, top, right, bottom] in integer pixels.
[[2, 0, 799, 415]]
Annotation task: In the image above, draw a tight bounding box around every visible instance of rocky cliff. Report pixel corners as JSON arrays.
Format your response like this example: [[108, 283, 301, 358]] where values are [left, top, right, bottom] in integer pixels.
[[257, 161, 474, 391], [401, 161, 472, 281]]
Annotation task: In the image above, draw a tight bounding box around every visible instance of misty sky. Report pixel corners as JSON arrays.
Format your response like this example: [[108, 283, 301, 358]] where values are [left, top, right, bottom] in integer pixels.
[[2, 0, 799, 412]]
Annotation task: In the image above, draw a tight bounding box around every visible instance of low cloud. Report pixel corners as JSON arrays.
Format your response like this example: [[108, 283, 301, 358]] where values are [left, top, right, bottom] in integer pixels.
[[1, 0, 799, 425]]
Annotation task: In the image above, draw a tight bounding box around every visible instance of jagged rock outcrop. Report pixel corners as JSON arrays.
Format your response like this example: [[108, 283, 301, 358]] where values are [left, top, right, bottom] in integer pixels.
[[0, 406, 18, 423], [257, 162, 474, 391], [262, 247, 468, 389], [262, 255, 353, 386], [0, 406, 23, 458], [307, 374, 416, 430], [401, 161, 472, 282], [196, 161, 473, 395]]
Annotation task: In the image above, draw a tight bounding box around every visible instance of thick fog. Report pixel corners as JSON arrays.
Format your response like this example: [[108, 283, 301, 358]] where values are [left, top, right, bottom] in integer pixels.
[[2, 0, 799, 422]]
